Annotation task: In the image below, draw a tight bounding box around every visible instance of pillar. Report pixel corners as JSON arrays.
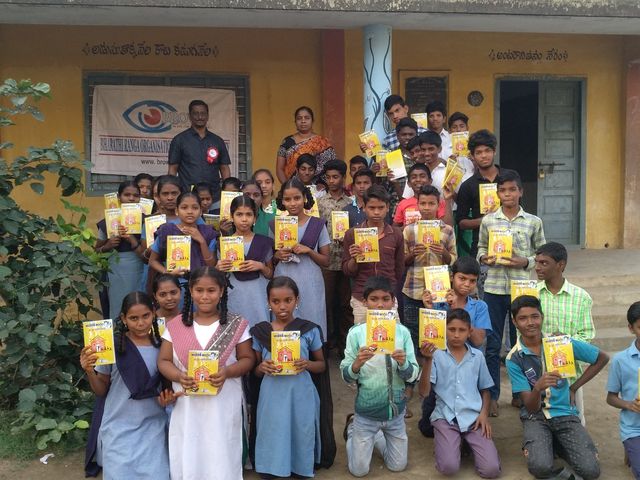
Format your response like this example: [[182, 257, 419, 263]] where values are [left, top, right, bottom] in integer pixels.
[[363, 25, 392, 141], [321, 30, 346, 159], [623, 60, 640, 248]]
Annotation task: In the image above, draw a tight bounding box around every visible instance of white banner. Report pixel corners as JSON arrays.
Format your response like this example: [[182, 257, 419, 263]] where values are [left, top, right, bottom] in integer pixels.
[[91, 85, 238, 176]]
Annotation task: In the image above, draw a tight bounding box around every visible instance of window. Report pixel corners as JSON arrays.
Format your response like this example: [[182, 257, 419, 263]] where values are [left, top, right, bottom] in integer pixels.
[[83, 73, 250, 195], [399, 70, 448, 118]]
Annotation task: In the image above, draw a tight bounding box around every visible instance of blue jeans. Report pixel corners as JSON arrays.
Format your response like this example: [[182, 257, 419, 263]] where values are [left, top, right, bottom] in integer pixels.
[[484, 293, 515, 400], [346, 412, 408, 477]]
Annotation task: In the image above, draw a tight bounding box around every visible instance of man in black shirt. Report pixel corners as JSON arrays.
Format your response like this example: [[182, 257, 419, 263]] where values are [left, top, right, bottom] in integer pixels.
[[168, 99, 231, 193]]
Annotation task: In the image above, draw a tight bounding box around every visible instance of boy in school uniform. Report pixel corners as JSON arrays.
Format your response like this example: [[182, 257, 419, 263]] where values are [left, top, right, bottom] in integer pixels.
[[477, 169, 546, 416], [419, 308, 501, 478], [346, 156, 369, 196], [535, 241, 595, 424], [342, 185, 404, 325], [426, 100, 452, 160], [318, 159, 355, 354], [341, 276, 419, 477], [346, 169, 374, 228], [606, 301, 640, 480], [506, 295, 608, 480]]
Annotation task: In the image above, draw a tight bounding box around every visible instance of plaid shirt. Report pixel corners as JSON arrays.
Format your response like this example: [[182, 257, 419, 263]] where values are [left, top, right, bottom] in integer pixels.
[[476, 207, 546, 295], [317, 192, 353, 271], [382, 126, 427, 151], [402, 220, 457, 300], [538, 279, 595, 342]]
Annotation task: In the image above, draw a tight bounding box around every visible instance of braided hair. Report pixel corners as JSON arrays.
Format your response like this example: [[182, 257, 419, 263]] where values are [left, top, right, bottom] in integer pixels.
[[117, 291, 162, 354], [181, 267, 232, 327], [276, 176, 315, 212]]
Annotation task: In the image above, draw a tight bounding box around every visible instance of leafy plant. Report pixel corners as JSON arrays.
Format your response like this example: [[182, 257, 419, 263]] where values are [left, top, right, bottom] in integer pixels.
[[0, 79, 106, 450]]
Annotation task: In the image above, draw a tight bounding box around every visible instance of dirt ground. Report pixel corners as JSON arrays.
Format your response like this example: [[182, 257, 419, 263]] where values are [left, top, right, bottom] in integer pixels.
[[0, 357, 632, 480]]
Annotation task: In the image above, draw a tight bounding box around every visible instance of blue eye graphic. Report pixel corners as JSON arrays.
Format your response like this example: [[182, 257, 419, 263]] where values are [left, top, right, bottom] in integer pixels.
[[122, 100, 177, 133]]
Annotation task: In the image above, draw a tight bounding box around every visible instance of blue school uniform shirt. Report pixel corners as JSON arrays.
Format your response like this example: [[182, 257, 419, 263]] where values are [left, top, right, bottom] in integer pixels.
[[432, 297, 492, 332], [430, 345, 494, 432], [506, 336, 599, 419], [606, 339, 640, 442]]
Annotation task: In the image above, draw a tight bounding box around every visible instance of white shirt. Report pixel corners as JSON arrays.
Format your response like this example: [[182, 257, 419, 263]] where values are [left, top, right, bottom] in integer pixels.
[[430, 161, 448, 193], [439, 129, 452, 160]]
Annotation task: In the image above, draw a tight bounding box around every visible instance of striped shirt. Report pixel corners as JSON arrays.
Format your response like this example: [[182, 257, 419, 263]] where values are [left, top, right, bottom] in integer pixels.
[[538, 279, 595, 342], [402, 220, 457, 300], [476, 207, 546, 295]]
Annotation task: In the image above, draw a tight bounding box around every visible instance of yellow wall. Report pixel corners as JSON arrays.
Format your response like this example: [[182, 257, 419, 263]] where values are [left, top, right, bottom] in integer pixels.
[[0, 25, 628, 248]]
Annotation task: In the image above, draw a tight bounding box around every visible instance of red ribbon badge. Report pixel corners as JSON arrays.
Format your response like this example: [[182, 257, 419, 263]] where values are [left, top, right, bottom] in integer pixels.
[[207, 147, 219, 164]]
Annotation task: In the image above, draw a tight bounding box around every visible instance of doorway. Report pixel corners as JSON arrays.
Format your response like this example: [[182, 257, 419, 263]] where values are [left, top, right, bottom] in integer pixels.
[[497, 79, 583, 246]]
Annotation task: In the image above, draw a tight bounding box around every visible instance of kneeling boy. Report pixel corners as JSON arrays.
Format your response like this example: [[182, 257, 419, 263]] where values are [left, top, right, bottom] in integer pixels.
[[506, 296, 608, 480], [341, 276, 419, 477]]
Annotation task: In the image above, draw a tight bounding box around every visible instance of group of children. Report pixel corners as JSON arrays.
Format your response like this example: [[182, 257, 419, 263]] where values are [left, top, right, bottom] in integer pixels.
[[82, 94, 640, 480]]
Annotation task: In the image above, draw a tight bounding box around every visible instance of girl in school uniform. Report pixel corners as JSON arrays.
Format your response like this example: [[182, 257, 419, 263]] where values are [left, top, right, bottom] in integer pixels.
[[216, 195, 274, 328], [95, 180, 144, 320], [152, 273, 182, 324], [157, 267, 255, 480], [270, 177, 330, 339], [251, 276, 325, 478], [252, 168, 278, 236], [82, 291, 173, 479]]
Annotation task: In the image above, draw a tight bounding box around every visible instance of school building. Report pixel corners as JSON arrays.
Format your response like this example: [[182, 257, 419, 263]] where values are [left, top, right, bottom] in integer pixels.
[[1, 1, 640, 248]]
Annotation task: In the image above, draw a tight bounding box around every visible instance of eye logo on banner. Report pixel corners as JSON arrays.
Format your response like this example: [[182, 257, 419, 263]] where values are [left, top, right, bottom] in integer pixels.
[[122, 100, 177, 133]]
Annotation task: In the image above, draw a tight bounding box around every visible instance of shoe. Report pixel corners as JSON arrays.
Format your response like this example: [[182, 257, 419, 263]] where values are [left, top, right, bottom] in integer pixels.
[[343, 413, 354, 442]]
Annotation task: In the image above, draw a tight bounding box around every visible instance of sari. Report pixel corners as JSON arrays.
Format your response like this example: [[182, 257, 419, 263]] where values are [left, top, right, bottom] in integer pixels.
[[278, 134, 337, 179]]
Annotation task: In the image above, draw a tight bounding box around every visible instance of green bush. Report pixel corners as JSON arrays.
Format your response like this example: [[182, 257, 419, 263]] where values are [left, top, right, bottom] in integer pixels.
[[0, 79, 107, 450]]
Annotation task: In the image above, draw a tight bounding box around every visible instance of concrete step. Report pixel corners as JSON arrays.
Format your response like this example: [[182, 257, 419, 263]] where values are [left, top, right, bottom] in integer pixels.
[[592, 327, 634, 353], [568, 273, 640, 289], [584, 285, 640, 306], [592, 305, 629, 329]]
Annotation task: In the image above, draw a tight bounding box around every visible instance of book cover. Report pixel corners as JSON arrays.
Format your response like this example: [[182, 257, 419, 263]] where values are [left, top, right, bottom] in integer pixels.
[[419, 308, 447, 350], [139, 197, 154, 215], [404, 209, 422, 226], [366, 310, 397, 354], [220, 236, 245, 271], [166, 235, 191, 272], [423, 265, 451, 302], [451, 131, 470, 157], [354, 227, 380, 263], [479, 183, 500, 215], [271, 331, 301, 375], [104, 208, 122, 238], [444, 157, 458, 181], [443, 161, 466, 192], [385, 149, 407, 180], [220, 191, 243, 221], [411, 113, 429, 129], [156, 317, 166, 336], [331, 211, 349, 240], [510, 280, 539, 300], [187, 350, 220, 395], [203, 213, 220, 230], [375, 150, 389, 177], [542, 335, 577, 378], [104, 192, 120, 210], [83, 319, 115, 365], [417, 220, 441, 247], [274, 215, 298, 249], [120, 203, 142, 234], [359, 130, 382, 158], [144, 214, 166, 245], [488, 229, 513, 265]]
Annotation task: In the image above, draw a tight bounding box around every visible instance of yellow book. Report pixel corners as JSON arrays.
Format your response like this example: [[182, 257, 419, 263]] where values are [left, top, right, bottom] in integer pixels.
[[375, 150, 389, 177], [120, 203, 142, 235], [411, 113, 429, 129], [203, 213, 220, 230], [220, 191, 243, 221], [220, 236, 245, 271], [104, 192, 120, 210], [443, 162, 466, 191], [139, 197, 154, 215], [385, 149, 407, 180], [156, 317, 166, 336], [366, 310, 397, 354], [274, 215, 298, 249], [488, 229, 513, 265], [404, 209, 422, 226], [424, 265, 451, 302], [271, 331, 301, 375], [104, 208, 122, 238], [359, 130, 382, 158], [419, 308, 447, 350], [451, 131, 470, 157], [305, 201, 320, 218], [479, 183, 500, 215], [83, 319, 115, 365], [542, 335, 577, 378], [166, 235, 191, 272], [417, 220, 441, 247], [144, 214, 166, 245], [354, 227, 380, 263], [331, 211, 349, 240], [187, 350, 220, 395], [444, 157, 458, 181], [511, 280, 539, 300]]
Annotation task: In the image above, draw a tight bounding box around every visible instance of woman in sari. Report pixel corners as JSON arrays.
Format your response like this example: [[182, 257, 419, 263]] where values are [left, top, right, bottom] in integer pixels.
[[276, 106, 337, 183]]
